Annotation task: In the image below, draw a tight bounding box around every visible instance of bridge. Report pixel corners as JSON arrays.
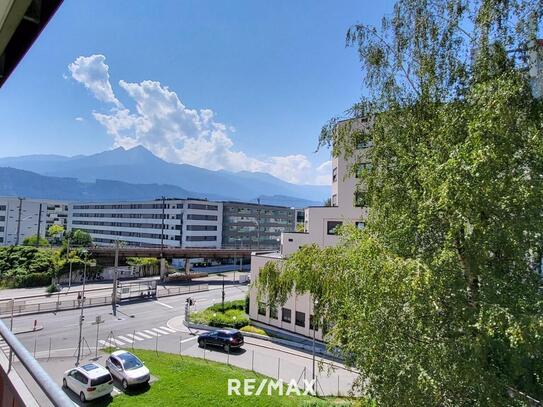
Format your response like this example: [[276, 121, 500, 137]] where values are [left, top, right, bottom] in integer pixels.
[[88, 246, 258, 265]]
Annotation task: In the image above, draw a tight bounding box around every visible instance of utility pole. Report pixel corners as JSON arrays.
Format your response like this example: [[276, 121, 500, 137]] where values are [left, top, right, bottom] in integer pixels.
[[76, 252, 88, 366], [160, 196, 166, 258], [312, 299, 319, 388], [221, 275, 225, 312], [15, 197, 23, 246], [67, 238, 73, 289], [35, 203, 42, 247], [112, 239, 119, 317]]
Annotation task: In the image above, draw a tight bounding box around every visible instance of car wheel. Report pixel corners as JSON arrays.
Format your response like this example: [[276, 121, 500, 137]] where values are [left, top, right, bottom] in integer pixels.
[[79, 392, 86, 402], [223, 344, 230, 352], [122, 379, 128, 390], [62, 378, 67, 388]]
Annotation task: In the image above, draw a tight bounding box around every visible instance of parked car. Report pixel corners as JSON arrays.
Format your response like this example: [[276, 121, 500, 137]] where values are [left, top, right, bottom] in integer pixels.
[[63, 363, 113, 402], [198, 329, 244, 352], [106, 350, 150, 390]]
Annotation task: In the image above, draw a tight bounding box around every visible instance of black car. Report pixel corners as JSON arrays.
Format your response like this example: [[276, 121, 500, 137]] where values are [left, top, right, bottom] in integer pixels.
[[198, 329, 244, 352]]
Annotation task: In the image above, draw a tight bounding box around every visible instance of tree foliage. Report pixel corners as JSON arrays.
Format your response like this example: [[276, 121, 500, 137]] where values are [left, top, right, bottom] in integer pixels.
[[64, 229, 93, 247], [258, 0, 543, 405], [22, 235, 49, 247]]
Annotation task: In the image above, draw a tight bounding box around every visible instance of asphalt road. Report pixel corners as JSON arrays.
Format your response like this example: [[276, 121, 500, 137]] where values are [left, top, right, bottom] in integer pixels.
[[4, 284, 357, 404]]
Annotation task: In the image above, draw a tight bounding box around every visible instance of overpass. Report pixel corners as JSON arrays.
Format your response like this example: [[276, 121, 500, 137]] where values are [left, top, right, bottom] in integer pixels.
[[89, 246, 257, 265]]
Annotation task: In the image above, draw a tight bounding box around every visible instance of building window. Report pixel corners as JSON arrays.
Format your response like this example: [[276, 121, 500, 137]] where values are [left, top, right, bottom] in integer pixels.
[[281, 307, 291, 323], [258, 302, 266, 316], [331, 194, 337, 207], [309, 315, 319, 331], [295, 311, 305, 327], [354, 190, 366, 208], [327, 221, 343, 235], [356, 221, 365, 230], [269, 303, 278, 319], [332, 167, 338, 182]]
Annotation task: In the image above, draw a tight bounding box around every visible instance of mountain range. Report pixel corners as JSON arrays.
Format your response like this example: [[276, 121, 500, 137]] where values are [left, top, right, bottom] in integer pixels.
[[0, 146, 329, 207]]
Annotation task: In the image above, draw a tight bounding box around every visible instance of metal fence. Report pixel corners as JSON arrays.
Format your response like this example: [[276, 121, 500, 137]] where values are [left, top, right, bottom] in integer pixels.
[[0, 283, 209, 317]]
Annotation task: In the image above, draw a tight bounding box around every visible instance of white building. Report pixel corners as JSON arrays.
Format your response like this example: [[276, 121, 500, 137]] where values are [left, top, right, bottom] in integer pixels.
[[0, 197, 68, 246], [249, 122, 369, 340], [68, 198, 223, 248]]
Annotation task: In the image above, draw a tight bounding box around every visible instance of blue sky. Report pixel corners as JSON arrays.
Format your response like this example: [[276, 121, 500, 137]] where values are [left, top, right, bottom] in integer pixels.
[[0, 0, 394, 185]]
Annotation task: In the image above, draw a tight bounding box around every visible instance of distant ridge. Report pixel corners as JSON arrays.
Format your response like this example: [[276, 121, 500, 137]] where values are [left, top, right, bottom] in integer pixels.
[[0, 145, 329, 203]]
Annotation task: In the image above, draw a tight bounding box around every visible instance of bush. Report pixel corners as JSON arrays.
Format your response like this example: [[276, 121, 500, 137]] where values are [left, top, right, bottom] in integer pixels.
[[46, 283, 59, 294], [240, 325, 268, 336], [245, 294, 250, 314], [190, 305, 249, 329], [207, 299, 245, 313]]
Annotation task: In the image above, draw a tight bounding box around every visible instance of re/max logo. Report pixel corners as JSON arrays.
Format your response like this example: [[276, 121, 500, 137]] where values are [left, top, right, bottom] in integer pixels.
[[227, 378, 316, 396]]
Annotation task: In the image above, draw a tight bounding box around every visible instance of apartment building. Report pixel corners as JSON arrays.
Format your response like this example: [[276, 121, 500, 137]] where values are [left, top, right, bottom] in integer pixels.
[[68, 198, 223, 248], [248, 119, 368, 340], [222, 202, 295, 249], [0, 197, 68, 246]]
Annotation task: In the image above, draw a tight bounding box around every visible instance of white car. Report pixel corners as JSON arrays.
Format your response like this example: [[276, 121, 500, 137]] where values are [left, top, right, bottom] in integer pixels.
[[106, 350, 150, 390], [63, 363, 113, 402]]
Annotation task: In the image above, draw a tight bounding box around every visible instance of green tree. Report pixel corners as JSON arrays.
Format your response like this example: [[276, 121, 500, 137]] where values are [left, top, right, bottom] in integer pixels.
[[64, 229, 92, 247], [22, 235, 49, 247], [258, 0, 543, 405]]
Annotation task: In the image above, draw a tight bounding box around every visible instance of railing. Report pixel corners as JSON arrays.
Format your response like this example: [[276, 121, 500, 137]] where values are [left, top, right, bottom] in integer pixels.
[[0, 319, 72, 406], [0, 283, 209, 317]]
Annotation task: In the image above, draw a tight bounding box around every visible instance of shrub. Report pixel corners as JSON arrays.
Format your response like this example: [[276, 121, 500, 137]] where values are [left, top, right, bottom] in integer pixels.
[[208, 299, 245, 313], [46, 283, 59, 294], [190, 305, 249, 329], [240, 325, 268, 336]]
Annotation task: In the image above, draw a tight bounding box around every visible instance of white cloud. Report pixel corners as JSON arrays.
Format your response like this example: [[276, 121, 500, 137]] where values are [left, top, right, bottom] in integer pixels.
[[75, 117, 84, 122], [69, 55, 121, 107], [70, 54, 331, 185]]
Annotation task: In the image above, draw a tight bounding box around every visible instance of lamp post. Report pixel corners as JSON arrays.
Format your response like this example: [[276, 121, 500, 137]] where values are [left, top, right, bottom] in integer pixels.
[[75, 249, 88, 366], [112, 239, 120, 317], [312, 298, 319, 385]]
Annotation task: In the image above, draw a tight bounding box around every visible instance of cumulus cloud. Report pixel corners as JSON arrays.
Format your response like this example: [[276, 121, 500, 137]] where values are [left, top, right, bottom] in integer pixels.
[[69, 54, 330, 185], [75, 116, 84, 122]]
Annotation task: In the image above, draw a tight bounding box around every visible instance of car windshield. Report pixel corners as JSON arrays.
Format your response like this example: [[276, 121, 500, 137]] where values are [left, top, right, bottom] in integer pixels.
[[118, 353, 143, 370]]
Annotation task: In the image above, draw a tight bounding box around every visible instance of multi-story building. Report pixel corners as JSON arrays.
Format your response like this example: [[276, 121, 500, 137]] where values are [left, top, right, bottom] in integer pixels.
[[248, 120, 368, 340], [68, 198, 223, 248], [222, 202, 295, 249], [0, 197, 69, 246]]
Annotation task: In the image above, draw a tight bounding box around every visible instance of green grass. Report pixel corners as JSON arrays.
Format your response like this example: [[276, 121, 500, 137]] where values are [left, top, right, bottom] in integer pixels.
[[240, 325, 269, 336], [190, 300, 249, 329], [101, 349, 345, 406]]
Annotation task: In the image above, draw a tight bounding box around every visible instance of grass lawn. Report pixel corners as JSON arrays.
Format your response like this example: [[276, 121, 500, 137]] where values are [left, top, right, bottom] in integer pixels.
[[99, 349, 349, 406]]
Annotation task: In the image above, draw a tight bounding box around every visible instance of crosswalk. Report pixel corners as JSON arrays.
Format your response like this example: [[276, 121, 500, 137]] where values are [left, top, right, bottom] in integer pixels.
[[98, 325, 180, 348]]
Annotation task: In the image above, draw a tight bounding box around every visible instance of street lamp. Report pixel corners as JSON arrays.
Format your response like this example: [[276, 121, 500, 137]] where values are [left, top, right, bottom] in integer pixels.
[[75, 249, 89, 366], [312, 298, 319, 388]]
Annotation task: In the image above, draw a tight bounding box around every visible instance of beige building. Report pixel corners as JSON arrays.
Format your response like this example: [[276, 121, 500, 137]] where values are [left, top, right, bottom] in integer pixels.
[[249, 121, 369, 340]]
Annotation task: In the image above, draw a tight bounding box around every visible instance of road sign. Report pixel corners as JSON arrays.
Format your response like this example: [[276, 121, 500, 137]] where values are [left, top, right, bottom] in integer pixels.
[[91, 315, 104, 325]]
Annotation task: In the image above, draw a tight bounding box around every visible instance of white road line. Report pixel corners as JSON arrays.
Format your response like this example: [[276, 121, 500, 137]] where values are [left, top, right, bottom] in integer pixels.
[[144, 329, 159, 337], [160, 326, 176, 333], [99, 340, 114, 347], [154, 301, 173, 309], [152, 327, 170, 335], [126, 334, 144, 341], [136, 331, 153, 339], [110, 338, 125, 346], [117, 335, 133, 344], [180, 336, 198, 344]]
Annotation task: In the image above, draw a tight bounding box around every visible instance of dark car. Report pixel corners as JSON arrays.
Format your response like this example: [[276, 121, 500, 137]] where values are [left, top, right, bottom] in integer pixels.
[[198, 329, 244, 352]]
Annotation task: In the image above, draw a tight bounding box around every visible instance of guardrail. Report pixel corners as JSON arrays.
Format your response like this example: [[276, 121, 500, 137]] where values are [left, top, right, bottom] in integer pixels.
[[0, 319, 73, 406], [0, 283, 209, 317]]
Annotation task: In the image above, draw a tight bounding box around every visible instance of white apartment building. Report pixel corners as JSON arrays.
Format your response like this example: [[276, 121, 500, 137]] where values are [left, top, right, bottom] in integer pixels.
[[0, 197, 68, 246], [249, 122, 369, 340], [68, 198, 223, 248]]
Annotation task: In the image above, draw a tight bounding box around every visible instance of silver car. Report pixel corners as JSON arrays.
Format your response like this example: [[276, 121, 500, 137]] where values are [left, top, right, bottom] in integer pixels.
[[105, 350, 150, 390]]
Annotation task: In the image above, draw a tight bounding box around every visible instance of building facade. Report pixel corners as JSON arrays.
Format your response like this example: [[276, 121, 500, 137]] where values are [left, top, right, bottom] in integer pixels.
[[222, 202, 295, 250], [0, 197, 68, 246], [68, 198, 223, 248], [249, 120, 368, 340]]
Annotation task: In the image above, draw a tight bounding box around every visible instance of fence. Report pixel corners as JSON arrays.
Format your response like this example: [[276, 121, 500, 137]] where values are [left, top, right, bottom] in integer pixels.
[[0, 283, 209, 317]]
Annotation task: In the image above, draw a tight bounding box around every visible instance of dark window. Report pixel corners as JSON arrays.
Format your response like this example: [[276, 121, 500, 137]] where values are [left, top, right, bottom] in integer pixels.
[[332, 167, 338, 182], [295, 311, 305, 327], [186, 236, 217, 241], [91, 373, 112, 386], [187, 214, 218, 221], [186, 225, 217, 231], [354, 190, 366, 208], [258, 302, 266, 316], [281, 307, 291, 323], [327, 221, 343, 235], [269, 303, 278, 319], [0, 216, 5, 221]]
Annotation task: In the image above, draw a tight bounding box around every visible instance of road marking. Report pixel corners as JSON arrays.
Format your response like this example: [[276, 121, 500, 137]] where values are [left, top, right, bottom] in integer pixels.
[[152, 327, 170, 335], [180, 336, 198, 344], [160, 326, 176, 333], [154, 301, 173, 309], [110, 338, 125, 346], [136, 331, 153, 339], [99, 340, 115, 347], [117, 335, 133, 344], [144, 329, 159, 337], [126, 333, 144, 341]]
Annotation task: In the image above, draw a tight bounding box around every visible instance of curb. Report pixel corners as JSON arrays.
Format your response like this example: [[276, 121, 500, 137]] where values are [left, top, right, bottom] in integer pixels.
[[13, 325, 44, 335]]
